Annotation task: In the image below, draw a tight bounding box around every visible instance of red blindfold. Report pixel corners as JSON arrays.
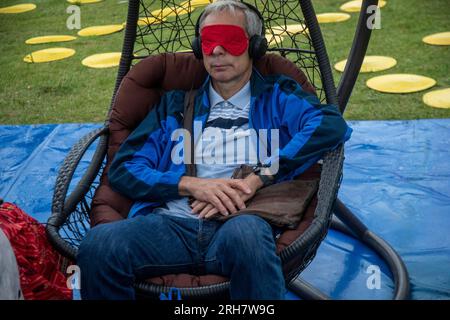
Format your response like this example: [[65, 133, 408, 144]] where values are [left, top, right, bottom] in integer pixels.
[[201, 24, 249, 56]]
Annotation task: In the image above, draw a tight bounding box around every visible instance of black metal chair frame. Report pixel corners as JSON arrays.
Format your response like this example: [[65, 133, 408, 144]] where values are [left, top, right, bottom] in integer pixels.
[[46, 0, 410, 300]]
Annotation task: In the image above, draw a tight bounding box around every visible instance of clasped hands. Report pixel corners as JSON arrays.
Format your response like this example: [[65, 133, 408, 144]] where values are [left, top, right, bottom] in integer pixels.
[[178, 174, 263, 219]]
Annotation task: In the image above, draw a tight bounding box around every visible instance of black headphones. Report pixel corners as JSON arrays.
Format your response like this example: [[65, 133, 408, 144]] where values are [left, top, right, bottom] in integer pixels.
[[191, 1, 268, 60]]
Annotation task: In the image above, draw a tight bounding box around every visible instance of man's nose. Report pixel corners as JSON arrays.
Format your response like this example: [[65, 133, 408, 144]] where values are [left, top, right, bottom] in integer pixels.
[[211, 45, 226, 56]]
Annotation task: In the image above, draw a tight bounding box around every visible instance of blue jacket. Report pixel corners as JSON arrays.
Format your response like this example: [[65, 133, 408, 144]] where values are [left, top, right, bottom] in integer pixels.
[[109, 70, 352, 217]]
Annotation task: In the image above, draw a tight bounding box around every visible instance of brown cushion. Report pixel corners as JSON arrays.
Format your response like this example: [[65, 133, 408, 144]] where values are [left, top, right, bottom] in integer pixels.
[[89, 52, 320, 287]]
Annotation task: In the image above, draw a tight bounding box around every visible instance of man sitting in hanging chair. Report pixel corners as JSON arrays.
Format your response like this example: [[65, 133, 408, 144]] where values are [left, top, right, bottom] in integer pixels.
[[77, 0, 352, 300]]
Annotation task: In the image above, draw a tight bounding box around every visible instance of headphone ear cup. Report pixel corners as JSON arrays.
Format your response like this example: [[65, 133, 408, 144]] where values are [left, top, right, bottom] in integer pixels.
[[191, 37, 203, 60], [248, 35, 268, 60]]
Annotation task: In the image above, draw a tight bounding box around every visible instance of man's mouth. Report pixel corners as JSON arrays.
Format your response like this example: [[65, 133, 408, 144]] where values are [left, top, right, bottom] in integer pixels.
[[212, 64, 229, 69]]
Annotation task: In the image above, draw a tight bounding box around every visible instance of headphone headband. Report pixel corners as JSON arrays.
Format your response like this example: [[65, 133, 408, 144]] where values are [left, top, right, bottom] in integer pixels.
[[194, 1, 265, 37]]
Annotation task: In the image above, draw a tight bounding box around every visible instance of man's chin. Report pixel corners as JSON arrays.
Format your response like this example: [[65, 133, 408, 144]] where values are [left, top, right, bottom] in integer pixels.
[[210, 72, 234, 83]]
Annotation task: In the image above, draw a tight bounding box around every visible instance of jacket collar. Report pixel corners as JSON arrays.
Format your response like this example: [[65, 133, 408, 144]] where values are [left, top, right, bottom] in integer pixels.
[[250, 67, 272, 98]]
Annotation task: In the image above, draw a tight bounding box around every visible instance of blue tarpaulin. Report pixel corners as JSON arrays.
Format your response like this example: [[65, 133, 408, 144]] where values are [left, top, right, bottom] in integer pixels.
[[1, 119, 449, 299]]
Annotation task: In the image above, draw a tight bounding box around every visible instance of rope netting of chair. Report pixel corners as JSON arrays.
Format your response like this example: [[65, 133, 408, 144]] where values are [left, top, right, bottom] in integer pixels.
[[59, 162, 105, 251], [132, 0, 325, 101]]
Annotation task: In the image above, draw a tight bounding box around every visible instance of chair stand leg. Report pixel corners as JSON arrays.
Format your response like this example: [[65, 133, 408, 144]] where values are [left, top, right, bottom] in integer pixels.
[[287, 198, 410, 300], [331, 198, 410, 300]]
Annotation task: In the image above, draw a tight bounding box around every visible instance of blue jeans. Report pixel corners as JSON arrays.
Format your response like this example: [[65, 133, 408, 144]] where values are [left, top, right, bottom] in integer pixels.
[[77, 213, 286, 299]]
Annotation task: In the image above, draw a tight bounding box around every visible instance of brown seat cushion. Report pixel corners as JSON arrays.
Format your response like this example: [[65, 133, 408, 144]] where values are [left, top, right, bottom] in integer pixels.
[[89, 52, 319, 288]]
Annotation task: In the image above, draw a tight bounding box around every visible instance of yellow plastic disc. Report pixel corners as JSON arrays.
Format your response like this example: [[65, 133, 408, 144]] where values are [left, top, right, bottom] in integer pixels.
[[23, 48, 76, 63], [137, 16, 166, 26], [422, 32, 450, 46], [78, 24, 124, 37], [271, 24, 308, 35], [335, 56, 397, 73], [82, 52, 121, 69], [366, 74, 436, 94], [423, 88, 450, 109], [317, 13, 351, 24], [180, 0, 213, 8], [25, 35, 77, 45], [151, 6, 192, 20], [67, 0, 103, 4], [0, 3, 36, 14], [265, 34, 284, 46], [340, 0, 386, 13]]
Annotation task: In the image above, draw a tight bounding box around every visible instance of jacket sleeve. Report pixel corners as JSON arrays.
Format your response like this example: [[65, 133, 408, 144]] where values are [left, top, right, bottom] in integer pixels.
[[108, 93, 185, 202], [269, 80, 352, 181]]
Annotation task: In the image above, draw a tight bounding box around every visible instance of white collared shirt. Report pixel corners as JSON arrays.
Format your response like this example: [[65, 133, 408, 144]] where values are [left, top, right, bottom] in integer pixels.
[[196, 81, 256, 173], [207, 81, 251, 128]]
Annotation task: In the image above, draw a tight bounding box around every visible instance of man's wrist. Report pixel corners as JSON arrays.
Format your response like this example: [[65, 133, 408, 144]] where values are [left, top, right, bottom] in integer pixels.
[[245, 173, 264, 191], [250, 165, 275, 188], [256, 172, 275, 187], [178, 176, 197, 196]]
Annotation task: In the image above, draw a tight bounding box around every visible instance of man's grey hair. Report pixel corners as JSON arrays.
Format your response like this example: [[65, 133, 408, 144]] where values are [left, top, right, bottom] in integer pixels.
[[198, 0, 264, 37]]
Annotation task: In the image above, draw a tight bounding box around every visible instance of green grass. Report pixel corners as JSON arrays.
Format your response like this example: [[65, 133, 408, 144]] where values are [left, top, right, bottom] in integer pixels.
[[0, 0, 449, 124], [317, 0, 450, 120], [0, 0, 127, 124]]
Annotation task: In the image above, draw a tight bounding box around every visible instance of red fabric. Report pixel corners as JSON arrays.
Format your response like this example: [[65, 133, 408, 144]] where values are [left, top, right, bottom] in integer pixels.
[[0, 202, 72, 300], [201, 24, 249, 56]]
